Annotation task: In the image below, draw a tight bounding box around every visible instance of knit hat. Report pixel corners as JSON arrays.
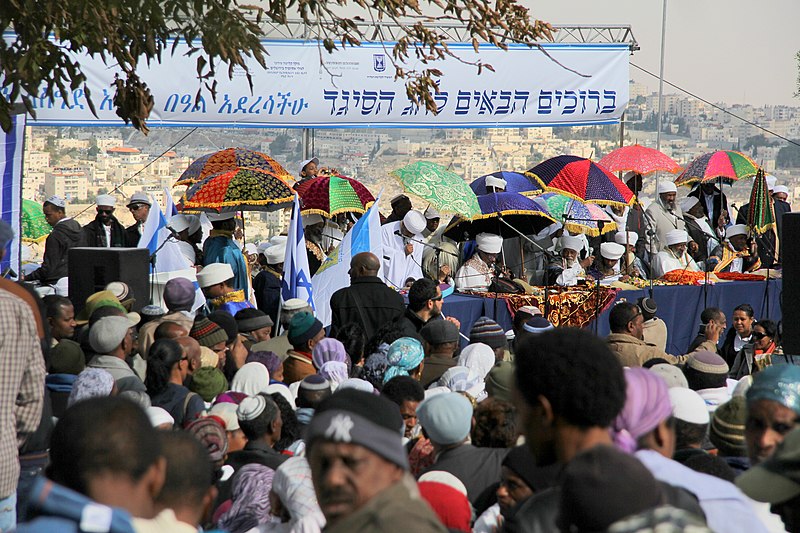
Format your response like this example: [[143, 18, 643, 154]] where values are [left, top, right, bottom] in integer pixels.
[[234, 308, 273, 333], [648, 364, 689, 389], [420, 320, 460, 345], [283, 298, 309, 312], [246, 351, 282, 376], [164, 277, 196, 311], [684, 350, 729, 391], [287, 311, 323, 346], [307, 389, 408, 469], [485, 361, 514, 403], [737, 427, 800, 504], [710, 396, 748, 457], [417, 392, 473, 446], [746, 364, 800, 415], [636, 297, 658, 321], [49, 340, 85, 375], [208, 311, 238, 343], [190, 316, 228, 348], [186, 418, 229, 462], [669, 387, 710, 425], [418, 471, 468, 497], [299, 374, 331, 392], [189, 367, 229, 402], [89, 315, 136, 354], [469, 317, 507, 350], [522, 316, 554, 335]]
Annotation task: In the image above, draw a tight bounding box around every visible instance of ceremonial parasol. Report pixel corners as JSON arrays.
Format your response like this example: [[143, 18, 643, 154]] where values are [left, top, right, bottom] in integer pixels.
[[673, 150, 758, 187], [294, 174, 375, 218], [747, 169, 776, 235], [180, 168, 295, 212], [469, 171, 541, 196], [597, 144, 682, 175], [442, 191, 555, 241], [526, 155, 635, 207], [532, 193, 616, 237], [175, 148, 293, 187], [21, 199, 50, 242], [390, 161, 481, 218]]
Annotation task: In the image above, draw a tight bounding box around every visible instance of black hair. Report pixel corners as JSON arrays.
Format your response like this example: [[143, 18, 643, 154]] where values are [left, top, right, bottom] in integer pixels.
[[515, 328, 626, 428], [674, 419, 709, 449], [609, 302, 640, 334], [43, 295, 72, 319], [238, 393, 280, 441], [47, 397, 160, 495], [755, 319, 778, 341], [700, 307, 724, 325], [334, 322, 366, 366], [381, 376, 424, 406], [154, 321, 186, 340], [156, 431, 215, 508], [682, 453, 736, 483], [210, 218, 236, 231], [365, 321, 407, 357], [296, 383, 332, 410], [684, 367, 728, 391], [642, 358, 671, 369], [733, 304, 754, 318], [472, 397, 518, 448], [145, 338, 184, 397], [408, 278, 438, 312], [270, 392, 300, 452]]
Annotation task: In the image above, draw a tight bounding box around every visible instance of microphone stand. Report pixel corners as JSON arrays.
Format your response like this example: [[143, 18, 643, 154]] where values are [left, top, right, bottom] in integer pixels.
[[148, 234, 178, 305]]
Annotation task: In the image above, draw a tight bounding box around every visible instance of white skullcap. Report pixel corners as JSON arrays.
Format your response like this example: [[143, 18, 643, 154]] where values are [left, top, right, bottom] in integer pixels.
[[402, 210, 426, 235], [256, 241, 272, 255], [95, 194, 116, 207], [283, 298, 309, 312], [302, 213, 324, 227], [197, 263, 234, 288], [657, 181, 678, 194], [418, 471, 469, 497], [725, 224, 748, 239], [476, 232, 503, 254], [44, 195, 66, 208], [146, 406, 175, 428], [766, 174, 777, 190], [424, 205, 441, 219], [559, 235, 583, 252], [600, 242, 625, 261], [774, 185, 790, 195], [614, 231, 638, 246], [485, 175, 507, 190], [168, 215, 191, 233], [669, 387, 710, 425], [207, 212, 235, 222], [665, 229, 689, 246], [265, 243, 286, 265], [244, 243, 257, 255], [680, 196, 700, 212]]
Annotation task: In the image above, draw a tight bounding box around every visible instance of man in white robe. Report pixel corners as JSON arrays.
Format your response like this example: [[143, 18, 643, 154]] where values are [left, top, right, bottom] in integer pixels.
[[645, 181, 686, 256], [588, 242, 625, 285], [381, 209, 426, 288], [455, 232, 503, 291], [614, 231, 648, 279], [651, 229, 701, 278], [546, 235, 594, 286]]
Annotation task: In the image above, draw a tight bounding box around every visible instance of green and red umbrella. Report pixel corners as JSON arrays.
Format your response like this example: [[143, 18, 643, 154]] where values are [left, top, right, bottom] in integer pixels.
[[674, 150, 759, 187], [180, 168, 295, 212], [293, 174, 375, 218], [747, 169, 776, 235], [526, 155, 635, 207], [175, 148, 293, 187], [598, 144, 682, 176]]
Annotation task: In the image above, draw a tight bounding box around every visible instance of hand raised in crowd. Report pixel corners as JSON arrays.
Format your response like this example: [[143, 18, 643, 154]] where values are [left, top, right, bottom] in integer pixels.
[[445, 316, 461, 329], [704, 320, 723, 343], [580, 255, 594, 269], [404, 243, 414, 256]]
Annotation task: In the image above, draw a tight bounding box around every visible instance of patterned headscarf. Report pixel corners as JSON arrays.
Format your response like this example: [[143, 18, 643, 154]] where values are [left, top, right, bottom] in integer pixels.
[[218, 464, 275, 533], [67, 368, 115, 407], [319, 361, 349, 388], [437, 365, 485, 401], [271, 457, 326, 533], [363, 346, 390, 390], [457, 343, 496, 380], [746, 364, 800, 415], [611, 368, 673, 453], [383, 337, 425, 384]]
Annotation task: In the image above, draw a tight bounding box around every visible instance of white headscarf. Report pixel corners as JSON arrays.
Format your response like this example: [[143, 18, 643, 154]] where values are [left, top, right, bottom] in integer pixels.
[[438, 365, 487, 402], [271, 457, 326, 533], [230, 362, 270, 396], [457, 343, 495, 380]]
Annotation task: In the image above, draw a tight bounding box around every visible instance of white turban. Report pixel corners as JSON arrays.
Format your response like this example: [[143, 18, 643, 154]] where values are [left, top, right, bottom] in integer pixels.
[[657, 181, 678, 194], [402, 210, 426, 235], [665, 229, 689, 246], [476, 233, 503, 254], [559, 235, 583, 252], [680, 196, 700, 212], [725, 224, 748, 239], [614, 231, 638, 247], [774, 185, 789, 195], [197, 263, 234, 288], [95, 194, 117, 207], [600, 242, 625, 261]]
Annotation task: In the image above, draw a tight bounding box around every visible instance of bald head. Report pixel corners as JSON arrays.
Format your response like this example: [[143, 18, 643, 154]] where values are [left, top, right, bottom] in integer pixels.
[[350, 252, 380, 280], [175, 336, 201, 373], [154, 321, 189, 341]]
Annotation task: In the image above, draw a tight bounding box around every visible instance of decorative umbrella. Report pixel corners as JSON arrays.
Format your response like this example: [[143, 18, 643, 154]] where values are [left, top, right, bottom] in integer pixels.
[[21, 199, 50, 242], [526, 155, 635, 207], [673, 150, 758, 187], [175, 148, 293, 186], [747, 169, 776, 235], [469, 171, 541, 196], [442, 191, 555, 241], [180, 168, 295, 212], [294, 174, 375, 218], [597, 144, 682, 175], [532, 193, 616, 237], [390, 161, 481, 218]]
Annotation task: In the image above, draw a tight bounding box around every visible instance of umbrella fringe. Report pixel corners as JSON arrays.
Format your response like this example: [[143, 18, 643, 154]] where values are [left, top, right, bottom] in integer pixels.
[[300, 203, 374, 218], [182, 196, 295, 210], [563, 221, 618, 237], [465, 210, 556, 223]]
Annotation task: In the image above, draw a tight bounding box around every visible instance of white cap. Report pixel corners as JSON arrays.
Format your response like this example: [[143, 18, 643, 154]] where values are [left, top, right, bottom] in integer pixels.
[[476, 233, 503, 254], [725, 224, 748, 239], [559, 235, 583, 252], [270, 235, 288, 245], [623, 171, 640, 182], [665, 229, 689, 246], [186, 215, 202, 234], [283, 298, 309, 312], [424, 205, 441, 220], [95, 194, 117, 207], [244, 243, 257, 255], [680, 196, 700, 212], [44, 195, 66, 208], [774, 185, 790, 195], [766, 174, 777, 191], [197, 263, 235, 288], [256, 241, 272, 255], [402, 210, 426, 235], [299, 157, 319, 176], [657, 181, 678, 194], [168, 214, 191, 233], [600, 242, 625, 261], [126, 192, 151, 207], [207, 212, 235, 222], [146, 406, 175, 428], [209, 402, 240, 431], [265, 243, 286, 264], [614, 231, 638, 247], [302, 213, 324, 227], [669, 387, 710, 425], [485, 175, 507, 190]]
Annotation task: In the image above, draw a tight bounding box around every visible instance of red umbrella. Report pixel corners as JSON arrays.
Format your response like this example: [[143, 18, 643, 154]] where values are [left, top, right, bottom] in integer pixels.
[[293, 174, 375, 217], [598, 144, 682, 176], [526, 155, 635, 207]]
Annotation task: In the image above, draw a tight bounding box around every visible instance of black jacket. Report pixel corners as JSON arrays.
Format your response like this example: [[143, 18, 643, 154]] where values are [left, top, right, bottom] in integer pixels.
[[689, 185, 728, 229], [395, 306, 435, 341], [736, 204, 778, 267], [82, 217, 129, 248], [253, 268, 282, 326], [125, 223, 142, 247], [27, 218, 83, 282], [330, 276, 405, 340]]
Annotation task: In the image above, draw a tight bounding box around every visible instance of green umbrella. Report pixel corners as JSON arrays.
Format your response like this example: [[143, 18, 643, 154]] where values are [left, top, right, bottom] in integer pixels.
[[21, 199, 50, 242], [390, 161, 480, 218], [747, 169, 776, 235]]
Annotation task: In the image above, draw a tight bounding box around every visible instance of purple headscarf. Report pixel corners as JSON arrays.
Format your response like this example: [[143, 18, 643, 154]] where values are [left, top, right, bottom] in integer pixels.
[[246, 350, 283, 377], [312, 337, 349, 370], [217, 463, 275, 533], [611, 368, 673, 453]]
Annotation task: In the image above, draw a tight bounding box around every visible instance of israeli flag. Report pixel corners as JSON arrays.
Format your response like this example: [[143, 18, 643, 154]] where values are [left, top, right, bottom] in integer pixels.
[[138, 194, 191, 274], [281, 194, 315, 311]]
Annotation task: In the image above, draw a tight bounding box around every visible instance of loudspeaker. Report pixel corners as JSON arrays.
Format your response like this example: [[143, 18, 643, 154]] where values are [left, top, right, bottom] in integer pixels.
[[68, 247, 150, 315], [782, 213, 800, 354]]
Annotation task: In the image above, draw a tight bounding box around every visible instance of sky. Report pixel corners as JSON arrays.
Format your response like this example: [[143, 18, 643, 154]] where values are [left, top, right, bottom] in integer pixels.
[[524, 0, 799, 107]]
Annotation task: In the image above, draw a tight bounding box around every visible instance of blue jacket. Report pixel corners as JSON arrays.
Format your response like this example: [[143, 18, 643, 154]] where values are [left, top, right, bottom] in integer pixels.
[[203, 236, 249, 295]]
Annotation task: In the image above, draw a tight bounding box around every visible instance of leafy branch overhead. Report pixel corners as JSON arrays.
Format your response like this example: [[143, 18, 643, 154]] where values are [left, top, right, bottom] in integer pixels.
[[0, 0, 554, 133]]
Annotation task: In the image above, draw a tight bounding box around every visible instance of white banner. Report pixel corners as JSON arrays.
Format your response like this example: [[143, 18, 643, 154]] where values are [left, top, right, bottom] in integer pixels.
[[8, 38, 629, 128]]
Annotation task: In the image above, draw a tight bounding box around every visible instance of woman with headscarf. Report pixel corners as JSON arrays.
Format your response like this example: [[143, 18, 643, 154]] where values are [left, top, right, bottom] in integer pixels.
[[318, 361, 349, 390], [217, 463, 275, 533], [67, 368, 115, 407], [311, 337, 350, 372], [230, 362, 270, 396], [259, 457, 326, 533], [383, 337, 425, 384], [457, 342, 495, 380], [437, 365, 487, 403], [362, 344, 390, 391]]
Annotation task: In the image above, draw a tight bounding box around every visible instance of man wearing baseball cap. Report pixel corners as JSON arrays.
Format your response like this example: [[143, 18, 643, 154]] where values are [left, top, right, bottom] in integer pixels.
[[125, 191, 152, 245], [298, 157, 319, 181]]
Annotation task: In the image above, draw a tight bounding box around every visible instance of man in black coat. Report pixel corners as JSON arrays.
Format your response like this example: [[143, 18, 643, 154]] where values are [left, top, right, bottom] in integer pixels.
[[253, 240, 284, 326], [329, 252, 404, 340], [24, 196, 84, 289], [82, 194, 129, 248]]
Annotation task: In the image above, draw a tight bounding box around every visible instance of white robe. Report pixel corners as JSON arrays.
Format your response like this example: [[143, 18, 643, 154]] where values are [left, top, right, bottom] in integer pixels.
[[381, 221, 423, 288], [556, 261, 585, 287], [644, 200, 686, 255], [455, 254, 493, 291], [652, 249, 700, 278]]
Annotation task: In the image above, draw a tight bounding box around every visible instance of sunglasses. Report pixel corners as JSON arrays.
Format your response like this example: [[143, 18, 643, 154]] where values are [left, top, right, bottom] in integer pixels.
[[98, 208, 114, 214], [129, 204, 147, 211], [430, 294, 443, 302], [751, 331, 768, 340]]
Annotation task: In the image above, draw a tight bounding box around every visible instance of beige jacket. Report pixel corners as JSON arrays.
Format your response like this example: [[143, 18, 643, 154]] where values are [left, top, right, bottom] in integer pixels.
[[606, 333, 717, 368]]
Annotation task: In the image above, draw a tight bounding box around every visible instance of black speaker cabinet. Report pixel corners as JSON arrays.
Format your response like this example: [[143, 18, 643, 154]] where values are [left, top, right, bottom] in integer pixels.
[[68, 247, 149, 315], [782, 213, 800, 355]]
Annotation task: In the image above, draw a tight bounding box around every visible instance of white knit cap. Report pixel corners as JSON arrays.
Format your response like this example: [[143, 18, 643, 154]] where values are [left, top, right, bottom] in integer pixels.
[[402, 210, 426, 235], [600, 242, 625, 261], [95, 194, 116, 207], [773, 185, 790, 195], [476, 233, 503, 254], [485, 176, 507, 190], [265, 243, 286, 265], [282, 298, 308, 312], [45, 195, 66, 208], [665, 229, 689, 246], [614, 231, 638, 246], [669, 387, 710, 425], [197, 263, 234, 288], [656, 181, 678, 194], [680, 196, 700, 212], [725, 224, 748, 239], [559, 235, 583, 252]]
